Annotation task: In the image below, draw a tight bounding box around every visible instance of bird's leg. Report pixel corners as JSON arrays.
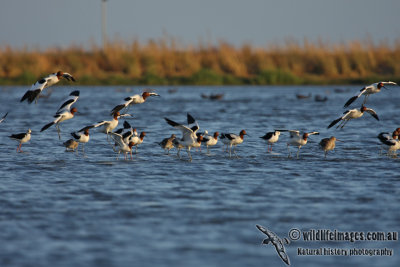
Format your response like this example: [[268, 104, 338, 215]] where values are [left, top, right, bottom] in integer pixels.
[[229, 145, 232, 158], [324, 151, 327, 158], [56, 124, 61, 140], [130, 149, 133, 160], [135, 146, 138, 154], [287, 144, 291, 158], [340, 120, 350, 129], [233, 146, 239, 158], [297, 147, 301, 159], [187, 147, 192, 161], [18, 143, 23, 153]]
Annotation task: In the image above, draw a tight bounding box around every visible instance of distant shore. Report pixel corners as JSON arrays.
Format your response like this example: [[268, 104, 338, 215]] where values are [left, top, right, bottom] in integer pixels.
[[1, 39, 399, 86]]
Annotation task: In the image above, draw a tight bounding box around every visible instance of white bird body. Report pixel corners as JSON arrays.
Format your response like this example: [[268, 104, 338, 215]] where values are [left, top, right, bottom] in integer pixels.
[[287, 130, 319, 158], [328, 106, 379, 129], [378, 129, 400, 156], [343, 81, 398, 108], [202, 132, 219, 154], [71, 127, 91, 154], [21, 71, 75, 104], [130, 132, 146, 153], [93, 112, 120, 138], [9, 129, 32, 152]]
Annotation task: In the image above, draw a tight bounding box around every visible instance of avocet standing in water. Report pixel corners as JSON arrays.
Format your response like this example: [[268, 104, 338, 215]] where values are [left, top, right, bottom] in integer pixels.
[[202, 132, 219, 154], [220, 130, 248, 158], [21, 71, 75, 104], [286, 130, 319, 158]]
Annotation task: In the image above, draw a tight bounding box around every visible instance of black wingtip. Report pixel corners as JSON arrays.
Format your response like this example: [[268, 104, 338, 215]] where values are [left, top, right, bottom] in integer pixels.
[[164, 117, 179, 127], [327, 118, 341, 129], [123, 121, 131, 129], [187, 113, 195, 124], [343, 96, 358, 108], [41, 122, 54, 132], [70, 90, 80, 96]]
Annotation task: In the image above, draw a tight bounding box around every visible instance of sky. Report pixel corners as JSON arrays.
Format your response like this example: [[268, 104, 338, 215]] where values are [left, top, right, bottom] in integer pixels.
[[1, 0, 399, 49]]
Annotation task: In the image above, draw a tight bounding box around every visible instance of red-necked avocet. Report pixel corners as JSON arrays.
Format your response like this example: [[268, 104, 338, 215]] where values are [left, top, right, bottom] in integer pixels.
[[21, 71, 75, 104], [220, 130, 248, 158], [90, 112, 131, 143], [286, 130, 319, 158], [202, 132, 219, 154], [377, 129, 400, 156], [71, 126, 91, 154], [40, 90, 79, 139], [130, 132, 146, 154], [164, 113, 200, 161], [343, 81, 398, 108], [260, 130, 287, 152], [9, 129, 32, 152], [328, 105, 379, 129], [110, 91, 159, 115]]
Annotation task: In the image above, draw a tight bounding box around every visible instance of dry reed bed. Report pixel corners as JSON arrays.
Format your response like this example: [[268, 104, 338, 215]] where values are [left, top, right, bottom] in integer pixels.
[[1, 39, 399, 85]]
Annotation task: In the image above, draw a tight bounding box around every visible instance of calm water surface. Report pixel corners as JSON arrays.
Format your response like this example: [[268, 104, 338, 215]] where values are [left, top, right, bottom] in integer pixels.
[[0, 85, 399, 267]]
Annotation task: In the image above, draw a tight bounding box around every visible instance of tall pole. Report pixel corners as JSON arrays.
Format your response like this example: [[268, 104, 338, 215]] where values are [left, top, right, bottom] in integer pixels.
[[102, 0, 107, 50]]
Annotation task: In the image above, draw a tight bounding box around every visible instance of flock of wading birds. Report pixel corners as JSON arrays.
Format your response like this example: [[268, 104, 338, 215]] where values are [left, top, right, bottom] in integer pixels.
[[1, 71, 400, 161]]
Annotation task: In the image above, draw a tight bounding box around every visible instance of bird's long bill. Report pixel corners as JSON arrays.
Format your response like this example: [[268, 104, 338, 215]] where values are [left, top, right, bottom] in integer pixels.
[[336, 139, 344, 142]]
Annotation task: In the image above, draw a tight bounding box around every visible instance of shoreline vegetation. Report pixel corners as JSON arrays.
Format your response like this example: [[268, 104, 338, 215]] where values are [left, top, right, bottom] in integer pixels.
[[1, 38, 399, 86]]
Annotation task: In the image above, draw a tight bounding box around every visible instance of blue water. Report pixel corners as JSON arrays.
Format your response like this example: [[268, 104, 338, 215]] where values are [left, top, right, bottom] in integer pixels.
[[0, 85, 399, 267]]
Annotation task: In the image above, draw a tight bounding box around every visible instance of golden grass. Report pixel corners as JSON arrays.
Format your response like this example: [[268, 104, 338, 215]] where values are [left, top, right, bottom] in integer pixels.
[[1, 38, 399, 85]]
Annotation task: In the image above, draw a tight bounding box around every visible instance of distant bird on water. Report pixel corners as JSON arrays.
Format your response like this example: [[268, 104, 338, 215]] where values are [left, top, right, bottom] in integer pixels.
[[319, 136, 341, 158], [20, 71, 75, 104], [327, 105, 379, 129], [9, 129, 31, 152], [343, 81, 398, 108]]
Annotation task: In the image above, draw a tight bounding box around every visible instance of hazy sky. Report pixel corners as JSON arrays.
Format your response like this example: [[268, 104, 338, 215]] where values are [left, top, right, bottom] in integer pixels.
[[1, 0, 399, 49]]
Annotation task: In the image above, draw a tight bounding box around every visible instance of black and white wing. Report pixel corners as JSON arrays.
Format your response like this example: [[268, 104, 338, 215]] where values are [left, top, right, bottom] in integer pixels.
[[288, 130, 300, 138], [57, 90, 79, 112], [164, 117, 194, 140], [187, 113, 199, 133], [365, 107, 379, 121], [110, 96, 135, 115], [62, 72, 76, 82]]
